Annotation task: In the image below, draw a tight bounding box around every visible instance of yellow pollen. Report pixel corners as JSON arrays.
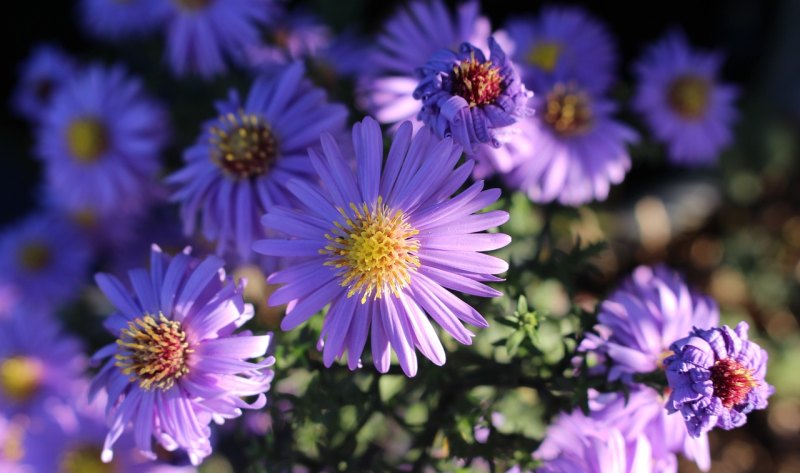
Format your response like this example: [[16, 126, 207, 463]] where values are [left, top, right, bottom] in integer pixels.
[[451, 52, 504, 107], [67, 117, 108, 163], [210, 111, 279, 179], [115, 313, 193, 391], [1, 422, 25, 462], [0, 356, 43, 402], [321, 197, 420, 303], [60, 445, 115, 473], [667, 75, 711, 120], [18, 241, 52, 271], [526, 42, 562, 72], [543, 82, 593, 136]]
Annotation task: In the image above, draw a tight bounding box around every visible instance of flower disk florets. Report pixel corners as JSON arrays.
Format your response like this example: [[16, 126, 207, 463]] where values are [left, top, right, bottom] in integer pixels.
[[667, 75, 711, 119], [210, 112, 279, 179], [709, 357, 757, 409], [543, 83, 593, 137], [452, 54, 503, 107]]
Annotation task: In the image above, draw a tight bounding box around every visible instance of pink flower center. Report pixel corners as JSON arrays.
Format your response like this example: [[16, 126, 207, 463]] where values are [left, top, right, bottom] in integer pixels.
[[116, 314, 193, 390], [452, 55, 503, 107], [710, 358, 757, 409], [210, 112, 279, 179]]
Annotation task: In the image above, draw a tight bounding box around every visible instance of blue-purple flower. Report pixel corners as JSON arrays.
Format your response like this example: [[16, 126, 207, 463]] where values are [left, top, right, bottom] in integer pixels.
[[481, 80, 636, 206], [664, 322, 773, 438], [243, 9, 332, 70], [499, 6, 617, 94], [79, 0, 166, 41], [413, 38, 530, 153], [162, 0, 280, 78], [37, 64, 169, 217], [633, 31, 738, 165], [357, 0, 491, 128], [167, 62, 347, 262], [11, 44, 76, 122], [0, 213, 92, 311], [254, 117, 510, 377], [90, 245, 274, 465]]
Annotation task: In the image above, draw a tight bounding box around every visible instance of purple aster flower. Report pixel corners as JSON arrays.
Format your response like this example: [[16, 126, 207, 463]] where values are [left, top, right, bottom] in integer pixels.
[[90, 245, 274, 465], [413, 37, 531, 153], [498, 6, 617, 94], [582, 265, 720, 383], [243, 9, 332, 70], [11, 44, 77, 122], [162, 0, 280, 78], [633, 31, 738, 165], [0, 311, 86, 416], [357, 0, 491, 128], [0, 213, 92, 311], [37, 64, 169, 217], [664, 321, 773, 438], [79, 0, 167, 41], [254, 117, 510, 377], [480, 80, 636, 206], [167, 62, 348, 263]]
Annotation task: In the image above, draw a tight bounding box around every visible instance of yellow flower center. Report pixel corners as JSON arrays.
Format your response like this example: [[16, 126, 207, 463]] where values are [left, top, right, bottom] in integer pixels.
[[0, 356, 43, 402], [18, 241, 52, 271], [67, 118, 108, 163], [543, 83, 593, 136], [60, 445, 115, 473], [172, 0, 211, 11], [1, 422, 25, 462], [452, 53, 503, 107], [72, 209, 98, 229], [210, 112, 279, 179], [322, 197, 420, 303], [667, 75, 711, 120], [526, 42, 562, 72], [115, 314, 193, 391]]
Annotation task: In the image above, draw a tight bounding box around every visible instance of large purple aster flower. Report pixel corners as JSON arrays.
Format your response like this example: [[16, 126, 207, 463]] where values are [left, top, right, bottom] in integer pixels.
[[633, 31, 738, 165], [37, 64, 169, 217], [162, 0, 280, 78], [0, 213, 92, 311], [664, 321, 773, 438], [90, 245, 274, 465], [254, 117, 510, 377], [413, 37, 531, 153], [481, 79, 636, 206], [79, 0, 166, 41], [11, 44, 77, 122], [357, 0, 491, 128], [499, 6, 617, 94], [167, 62, 347, 262]]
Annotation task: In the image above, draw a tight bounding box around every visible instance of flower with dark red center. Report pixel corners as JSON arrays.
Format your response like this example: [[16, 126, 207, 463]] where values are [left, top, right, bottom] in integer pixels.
[[413, 37, 530, 153], [664, 321, 773, 438]]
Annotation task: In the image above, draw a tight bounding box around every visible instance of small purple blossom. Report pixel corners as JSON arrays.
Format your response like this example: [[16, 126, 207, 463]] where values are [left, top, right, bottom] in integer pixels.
[[413, 38, 531, 153], [254, 117, 510, 377], [633, 31, 738, 165], [243, 9, 333, 71], [79, 0, 166, 41], [167, 62, 347, 263], [664, 322, 773, 438], [11, 44, 76, 122], [90, 245, 274, 465]]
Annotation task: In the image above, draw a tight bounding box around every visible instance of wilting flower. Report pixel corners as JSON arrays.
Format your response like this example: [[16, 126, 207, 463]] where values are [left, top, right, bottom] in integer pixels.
[[37, 64, 169, 217], [12, 44, 76, 122], [255, 117, 510, 377], [168, 62, 347, 262], [0, 213, 92, 311], [357, 0, 491, 128], [664, 322, 773, 438], [0, 311, 86, 415], [500, 6, 617, 94], [162, 0, 280, 78], [90, 246, 274, 465], [581, 265, 720, 382], [482, 80, 635, 206], [79, 0, 166, 41], [413, 38, 530, 153], [633, 31, 738, 165]]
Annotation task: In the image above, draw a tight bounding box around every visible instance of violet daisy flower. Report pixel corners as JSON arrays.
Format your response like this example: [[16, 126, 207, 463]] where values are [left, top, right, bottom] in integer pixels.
[[0, 213, 92, 311], [162, 0, 280, 78], [357, 0, 491, 128], [79, 0, 167, 41], [483, 80, 636, 206], [499, 6, 617, 94], [11, 44, 76, 122], [413, 37, 531, 153], [37, 64, 169, 217], [633, 31, 738, 165], [664, 321, 773, 438], [254, 117, 510, 377], [167, 62, 348, 262], [90, 245, 274, 465]]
